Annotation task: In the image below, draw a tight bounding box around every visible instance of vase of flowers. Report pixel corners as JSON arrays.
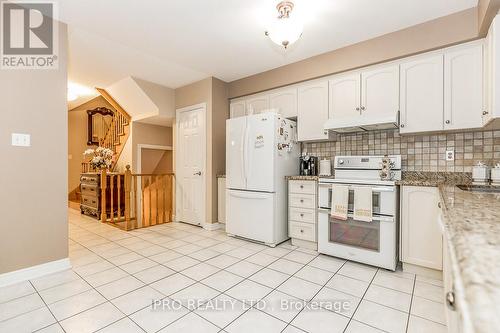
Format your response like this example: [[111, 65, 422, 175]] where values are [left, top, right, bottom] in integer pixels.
[[83, 147, 114, 171]]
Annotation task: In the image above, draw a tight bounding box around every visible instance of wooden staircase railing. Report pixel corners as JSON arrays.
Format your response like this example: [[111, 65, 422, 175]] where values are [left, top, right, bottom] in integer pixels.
[[99, 166, 174, 231], [82, 88, 132, 173]]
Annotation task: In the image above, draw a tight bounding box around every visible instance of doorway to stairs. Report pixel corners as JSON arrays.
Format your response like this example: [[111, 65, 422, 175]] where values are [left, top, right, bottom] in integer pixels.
[[137, 144, 173, 174]]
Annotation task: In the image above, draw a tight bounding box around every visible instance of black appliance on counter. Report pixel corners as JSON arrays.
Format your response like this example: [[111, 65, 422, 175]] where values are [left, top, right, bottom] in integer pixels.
[[300, 154, 318, 176]]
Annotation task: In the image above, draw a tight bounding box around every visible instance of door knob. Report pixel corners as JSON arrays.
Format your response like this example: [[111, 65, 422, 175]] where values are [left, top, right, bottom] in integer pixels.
[[193, 171, 202, 176]]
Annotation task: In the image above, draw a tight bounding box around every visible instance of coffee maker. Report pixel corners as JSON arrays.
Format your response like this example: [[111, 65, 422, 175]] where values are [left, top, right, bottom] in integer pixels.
[[300, 154, 318, 176]]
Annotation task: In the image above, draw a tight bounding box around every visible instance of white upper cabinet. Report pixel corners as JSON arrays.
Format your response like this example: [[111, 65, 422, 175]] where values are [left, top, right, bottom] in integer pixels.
[[297, 80, 329, 141], [400, 53, 444, 134], [245, 95, 270, 115], [484, 14, 500, 125], [444, 42, 483, 130], [361, 65, 399, 118], [230, 99, 246, 118], [269, 88, 298, 118], [329, 73, 361, 119]]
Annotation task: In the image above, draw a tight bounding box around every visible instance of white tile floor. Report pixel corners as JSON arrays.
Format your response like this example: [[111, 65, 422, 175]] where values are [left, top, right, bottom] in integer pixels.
[[0, 209, 447, 333]]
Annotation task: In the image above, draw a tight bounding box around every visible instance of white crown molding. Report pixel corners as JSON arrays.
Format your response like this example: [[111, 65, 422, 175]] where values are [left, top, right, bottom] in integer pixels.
[[0, 258, 72, 288]]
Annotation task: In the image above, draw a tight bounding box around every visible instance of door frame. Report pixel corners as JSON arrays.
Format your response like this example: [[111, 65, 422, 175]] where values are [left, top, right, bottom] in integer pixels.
[[175, 103, 207, 226]]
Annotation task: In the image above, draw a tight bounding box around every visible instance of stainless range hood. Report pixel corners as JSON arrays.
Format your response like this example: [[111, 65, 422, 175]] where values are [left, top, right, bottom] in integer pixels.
[[324, 112, 400, 133]]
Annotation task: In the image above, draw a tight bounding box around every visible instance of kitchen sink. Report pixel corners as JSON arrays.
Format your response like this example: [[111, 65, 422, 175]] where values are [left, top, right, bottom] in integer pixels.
[[456, 185, 500, 193]]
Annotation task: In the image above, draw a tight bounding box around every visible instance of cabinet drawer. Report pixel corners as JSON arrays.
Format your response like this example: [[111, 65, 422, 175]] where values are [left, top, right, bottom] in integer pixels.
[[289, 208, 315, 224], [81, 183, 99, 196], [289, 221, 316, 242], [289, 194, 315, 209], [289, 180, 316, 195], [81, 175, 99, 185], [81, 195, 99, 209]]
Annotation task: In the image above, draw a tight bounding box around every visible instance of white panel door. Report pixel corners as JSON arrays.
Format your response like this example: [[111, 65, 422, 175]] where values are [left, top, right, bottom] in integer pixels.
[[401, 186, 442, 270], [230, 100, 246, 118], [329, 73, 361, 119], [246, 95, 270, 115], [226, 190, 275, 244], [297, 80, 329, 141], [226, 116, 247, 190], [269, 88, 297, 118], [177, 107, 205, 226], [246, 113, 275, 192], [444, 43, 483, 130], [400, 54, 444, 133], [361, 64, 399, 117]]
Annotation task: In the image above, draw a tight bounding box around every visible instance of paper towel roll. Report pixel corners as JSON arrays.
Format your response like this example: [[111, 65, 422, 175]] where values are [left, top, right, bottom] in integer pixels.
[[320, 159, 332, 176]]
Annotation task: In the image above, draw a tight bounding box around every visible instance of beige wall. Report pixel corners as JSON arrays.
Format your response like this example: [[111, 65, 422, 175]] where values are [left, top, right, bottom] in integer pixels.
[[174, 77, 229, 224], [0, 23, 68, 274], [228, 8, 480, 98], [68, 96, 115, 194], [131, 122, 173, 172]]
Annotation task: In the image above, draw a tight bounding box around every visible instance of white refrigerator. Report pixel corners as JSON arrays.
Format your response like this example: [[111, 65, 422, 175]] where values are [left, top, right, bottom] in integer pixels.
[[226, 112, 299, 247]]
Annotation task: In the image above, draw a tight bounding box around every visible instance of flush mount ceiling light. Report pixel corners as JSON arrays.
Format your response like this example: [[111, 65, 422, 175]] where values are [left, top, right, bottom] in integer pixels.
[[265, 1, 303, 49]]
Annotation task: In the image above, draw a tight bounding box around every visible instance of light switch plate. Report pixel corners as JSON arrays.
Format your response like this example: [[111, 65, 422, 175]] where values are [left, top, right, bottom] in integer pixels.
[[446, 150, 454, 161], [11, 133, 31, 147]]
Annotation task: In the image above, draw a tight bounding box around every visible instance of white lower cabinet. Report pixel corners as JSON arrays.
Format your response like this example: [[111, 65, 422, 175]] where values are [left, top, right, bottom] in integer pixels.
[[288, 180, 317, 249], [401, 186, 443, 270]]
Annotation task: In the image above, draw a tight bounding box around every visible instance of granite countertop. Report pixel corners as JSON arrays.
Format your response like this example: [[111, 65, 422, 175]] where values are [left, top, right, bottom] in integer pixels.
[[216, 174, 226, 178], [438, 184, 500, 333], [396, 171, 472, 186]]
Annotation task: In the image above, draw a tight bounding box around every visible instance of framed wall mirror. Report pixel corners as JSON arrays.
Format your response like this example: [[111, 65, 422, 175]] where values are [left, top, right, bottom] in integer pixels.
[[87, 107, 114, 145]]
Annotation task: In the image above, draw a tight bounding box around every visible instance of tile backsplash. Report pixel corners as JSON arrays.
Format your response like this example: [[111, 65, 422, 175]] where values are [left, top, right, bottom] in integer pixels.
[[302, 129, 500, 172]]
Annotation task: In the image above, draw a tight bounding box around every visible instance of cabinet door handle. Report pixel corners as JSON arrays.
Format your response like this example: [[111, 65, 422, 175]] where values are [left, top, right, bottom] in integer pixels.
[[360, 106, 366, 111], [483, 110, 489, 115], [300, 199, 304, 203], [438, 202, 442, 209], [400, 124, 405, 128], [300, 185, 304, 189], [300, 229, 304, 233], [445, 120, 450, 124], [356, 107, 360, 111], [446, 291, 456, 311], [300, 213, 304, 217]]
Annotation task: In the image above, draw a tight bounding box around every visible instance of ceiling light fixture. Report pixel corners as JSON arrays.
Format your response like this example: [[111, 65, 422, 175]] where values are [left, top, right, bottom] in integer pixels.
[[265, 1, 303, 49]]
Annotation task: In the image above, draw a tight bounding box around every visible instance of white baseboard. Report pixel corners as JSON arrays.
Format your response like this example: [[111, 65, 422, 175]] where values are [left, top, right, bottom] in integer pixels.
[[203, 222, 223, 231], [402, 262, 443, 280], [0, 258, 72, 288]]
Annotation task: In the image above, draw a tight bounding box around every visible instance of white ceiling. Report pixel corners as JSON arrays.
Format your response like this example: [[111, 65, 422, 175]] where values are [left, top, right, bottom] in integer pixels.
[[55, 0, 478, 90]]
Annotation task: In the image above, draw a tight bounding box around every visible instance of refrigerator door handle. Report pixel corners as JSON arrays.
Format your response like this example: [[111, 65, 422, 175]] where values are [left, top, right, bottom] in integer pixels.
[[243, 121, 250, 185], [240, 123, 246, 187]]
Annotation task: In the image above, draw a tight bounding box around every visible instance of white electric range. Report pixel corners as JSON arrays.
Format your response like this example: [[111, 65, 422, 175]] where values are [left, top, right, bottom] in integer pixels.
[[317, 155, 401, 271]]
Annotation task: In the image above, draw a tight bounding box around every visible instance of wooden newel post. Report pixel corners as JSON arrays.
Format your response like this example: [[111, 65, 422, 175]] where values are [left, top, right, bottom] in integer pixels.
[[100, 169, 107, 222], [124, 165, 132, 231]]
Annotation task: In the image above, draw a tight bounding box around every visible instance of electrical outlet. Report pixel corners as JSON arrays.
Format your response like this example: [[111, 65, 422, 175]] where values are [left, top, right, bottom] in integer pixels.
[[446, 150, 455, 161], [11, 133, 31, 147]]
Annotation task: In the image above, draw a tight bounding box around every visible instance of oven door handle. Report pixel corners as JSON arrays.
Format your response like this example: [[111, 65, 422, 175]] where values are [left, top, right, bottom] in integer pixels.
[[318, 208, 395, 223], [318, 183, 395, 192]]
